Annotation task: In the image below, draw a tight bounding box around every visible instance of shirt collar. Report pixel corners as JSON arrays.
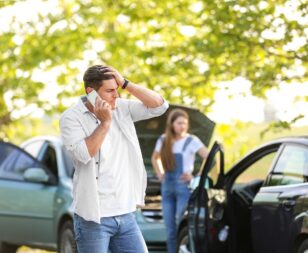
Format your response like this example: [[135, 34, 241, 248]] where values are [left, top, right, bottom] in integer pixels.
[[77, 96, 90, 114]]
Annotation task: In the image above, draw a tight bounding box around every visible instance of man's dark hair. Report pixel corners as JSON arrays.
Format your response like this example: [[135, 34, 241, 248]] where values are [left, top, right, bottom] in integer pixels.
[[83, 65, 114, 90]]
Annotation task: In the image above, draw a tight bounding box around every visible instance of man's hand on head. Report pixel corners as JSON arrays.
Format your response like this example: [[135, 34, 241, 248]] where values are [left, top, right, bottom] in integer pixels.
[[100, 66, 125, 88]]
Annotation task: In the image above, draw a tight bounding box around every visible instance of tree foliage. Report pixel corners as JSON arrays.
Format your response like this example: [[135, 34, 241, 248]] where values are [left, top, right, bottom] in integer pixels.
[[0, 0, 307, 140]]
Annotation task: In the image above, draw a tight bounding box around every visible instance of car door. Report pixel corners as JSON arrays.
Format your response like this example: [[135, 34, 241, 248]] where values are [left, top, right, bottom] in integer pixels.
[[226, 143, 280, 253], [252, 143, 308, 253], [0, 141, 57, 245], [188, 141, 227, 253]]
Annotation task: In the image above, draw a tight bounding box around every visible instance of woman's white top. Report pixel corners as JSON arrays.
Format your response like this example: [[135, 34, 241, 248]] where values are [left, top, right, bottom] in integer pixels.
[[154, 134, 204, 173]]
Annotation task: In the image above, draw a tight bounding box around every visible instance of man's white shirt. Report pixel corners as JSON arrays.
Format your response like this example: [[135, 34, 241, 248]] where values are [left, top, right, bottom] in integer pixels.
[[60, 97, 168, 223]]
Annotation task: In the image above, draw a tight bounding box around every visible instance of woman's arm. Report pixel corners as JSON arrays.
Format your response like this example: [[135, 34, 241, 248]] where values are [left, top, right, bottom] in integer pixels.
[[151, 151, 165, 181], [198, 146, 209, 160], [193, 146, 209, 176]]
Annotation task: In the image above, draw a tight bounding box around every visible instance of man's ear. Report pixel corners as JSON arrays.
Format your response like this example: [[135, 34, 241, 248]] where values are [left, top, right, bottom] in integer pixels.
[[85, 87, 94, 94]]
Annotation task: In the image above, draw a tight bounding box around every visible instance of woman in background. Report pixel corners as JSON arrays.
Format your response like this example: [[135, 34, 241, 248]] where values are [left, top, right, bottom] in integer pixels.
[[151, 108, 209, 253]]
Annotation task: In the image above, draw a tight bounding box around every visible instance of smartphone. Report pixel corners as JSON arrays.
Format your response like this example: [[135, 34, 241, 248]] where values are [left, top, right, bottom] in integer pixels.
[[87, 90, 99, 107]]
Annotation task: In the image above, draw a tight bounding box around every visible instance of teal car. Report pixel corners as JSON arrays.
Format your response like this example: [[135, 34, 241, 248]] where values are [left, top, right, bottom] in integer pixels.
[[0, 136, 167, 253], [0, 104, 214, 253]]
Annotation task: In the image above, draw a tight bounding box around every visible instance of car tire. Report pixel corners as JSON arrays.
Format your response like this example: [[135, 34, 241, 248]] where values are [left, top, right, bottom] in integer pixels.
[[297, 239, 308, 253], [176, 226, 191, 253], [0, 242, 18, 253], [58, 220, 77, 253]]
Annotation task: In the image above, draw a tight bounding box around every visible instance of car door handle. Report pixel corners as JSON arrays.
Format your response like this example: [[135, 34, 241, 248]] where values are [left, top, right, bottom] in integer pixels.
[[282, 199, 296, 210]]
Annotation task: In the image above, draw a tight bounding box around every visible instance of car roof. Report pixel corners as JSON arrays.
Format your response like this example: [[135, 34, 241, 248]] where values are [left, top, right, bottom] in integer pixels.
[[233, 136, 308, 160], [20, 135, 62, 148], [261, 136, 308, 146]]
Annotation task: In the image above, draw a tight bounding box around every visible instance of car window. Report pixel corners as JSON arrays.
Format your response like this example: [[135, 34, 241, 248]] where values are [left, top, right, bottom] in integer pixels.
[[22, 140, 45, 158], [235, 152, 277, 184], [41, 145, 58, 177], [266, 144, 308, 186], [207, 152, 222, 186], [0, 142, 42, 181]]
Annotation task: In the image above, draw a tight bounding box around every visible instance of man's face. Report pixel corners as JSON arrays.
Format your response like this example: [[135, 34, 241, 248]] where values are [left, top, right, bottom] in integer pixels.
[[97, 79, 119, 109]]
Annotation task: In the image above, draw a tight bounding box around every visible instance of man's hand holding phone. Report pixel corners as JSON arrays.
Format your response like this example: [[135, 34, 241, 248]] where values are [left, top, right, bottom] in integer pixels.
[[87, 90, 99, 107], [87, 90, 112, 124]]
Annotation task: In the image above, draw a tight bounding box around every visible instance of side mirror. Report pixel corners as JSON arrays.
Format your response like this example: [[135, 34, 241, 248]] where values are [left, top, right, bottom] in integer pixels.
[[24, 168, 49, 183]]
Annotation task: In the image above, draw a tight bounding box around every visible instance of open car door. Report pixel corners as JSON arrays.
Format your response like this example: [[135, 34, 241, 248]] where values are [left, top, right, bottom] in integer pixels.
[[0, 141, 57, 245], [188, 141, 228, 253]]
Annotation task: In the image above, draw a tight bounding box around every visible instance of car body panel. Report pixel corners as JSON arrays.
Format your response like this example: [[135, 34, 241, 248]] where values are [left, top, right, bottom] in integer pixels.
[[252, 183, 308, 253], [0, 178, 57, 244], [251, 142, 308, 253], [0, 141, 58, 248]]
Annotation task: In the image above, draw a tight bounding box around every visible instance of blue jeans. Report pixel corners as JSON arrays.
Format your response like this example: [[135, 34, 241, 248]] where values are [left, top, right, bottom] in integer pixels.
[[73, 212, 148, 253], [162, 180, 191, 253]]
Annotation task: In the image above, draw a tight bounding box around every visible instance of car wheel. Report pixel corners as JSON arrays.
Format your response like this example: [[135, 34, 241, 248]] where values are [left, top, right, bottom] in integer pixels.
[[58, 220, 77, 253], [176, 226, 191, 253], [0, 242, 18, 253], [297, 239, 308, 253]]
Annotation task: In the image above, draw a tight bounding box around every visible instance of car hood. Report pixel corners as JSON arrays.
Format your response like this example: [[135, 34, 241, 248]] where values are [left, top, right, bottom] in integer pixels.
[[134, 104, 215, 173]]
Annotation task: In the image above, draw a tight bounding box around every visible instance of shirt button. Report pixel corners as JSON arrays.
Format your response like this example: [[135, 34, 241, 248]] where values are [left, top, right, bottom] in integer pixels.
[[96, 162, 99, 164], [96, 177, 98, 180]]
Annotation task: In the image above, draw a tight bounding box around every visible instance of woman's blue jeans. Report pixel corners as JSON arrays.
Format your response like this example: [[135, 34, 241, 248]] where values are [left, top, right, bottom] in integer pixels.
[[73, 212, 148, 253], [162, 179, 191, 253]]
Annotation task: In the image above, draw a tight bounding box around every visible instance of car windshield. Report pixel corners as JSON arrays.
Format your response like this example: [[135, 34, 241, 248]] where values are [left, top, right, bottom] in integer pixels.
[[62, 147, 74, 178]]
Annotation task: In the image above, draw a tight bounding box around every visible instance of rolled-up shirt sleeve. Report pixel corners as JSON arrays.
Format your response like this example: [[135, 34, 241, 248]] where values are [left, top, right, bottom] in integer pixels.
[[60, 113, 91, 164], [127, 98, 169, 122]]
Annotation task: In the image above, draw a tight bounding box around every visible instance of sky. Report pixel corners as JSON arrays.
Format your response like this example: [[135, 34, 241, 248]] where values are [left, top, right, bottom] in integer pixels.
[[1, 0, 308, 126]]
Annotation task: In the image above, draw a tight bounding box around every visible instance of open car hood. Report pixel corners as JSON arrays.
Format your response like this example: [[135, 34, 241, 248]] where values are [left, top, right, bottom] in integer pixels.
[[135, 104, 215, 174]]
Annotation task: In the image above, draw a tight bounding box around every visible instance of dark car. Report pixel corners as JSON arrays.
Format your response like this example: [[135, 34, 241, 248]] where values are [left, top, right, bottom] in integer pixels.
[[177, 137, 308, 253]]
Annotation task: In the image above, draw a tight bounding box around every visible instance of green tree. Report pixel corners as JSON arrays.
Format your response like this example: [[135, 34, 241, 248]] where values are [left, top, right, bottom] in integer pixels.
[[0, 0, 307, 140]]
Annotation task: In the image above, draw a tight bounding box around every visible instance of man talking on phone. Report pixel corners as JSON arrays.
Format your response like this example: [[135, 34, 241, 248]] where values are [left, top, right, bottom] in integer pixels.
[[59, 65, 168, 253]]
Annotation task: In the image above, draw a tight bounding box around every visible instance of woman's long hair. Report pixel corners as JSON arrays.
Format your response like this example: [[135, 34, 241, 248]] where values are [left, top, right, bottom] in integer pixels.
[[160, 109, 189, 171]]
